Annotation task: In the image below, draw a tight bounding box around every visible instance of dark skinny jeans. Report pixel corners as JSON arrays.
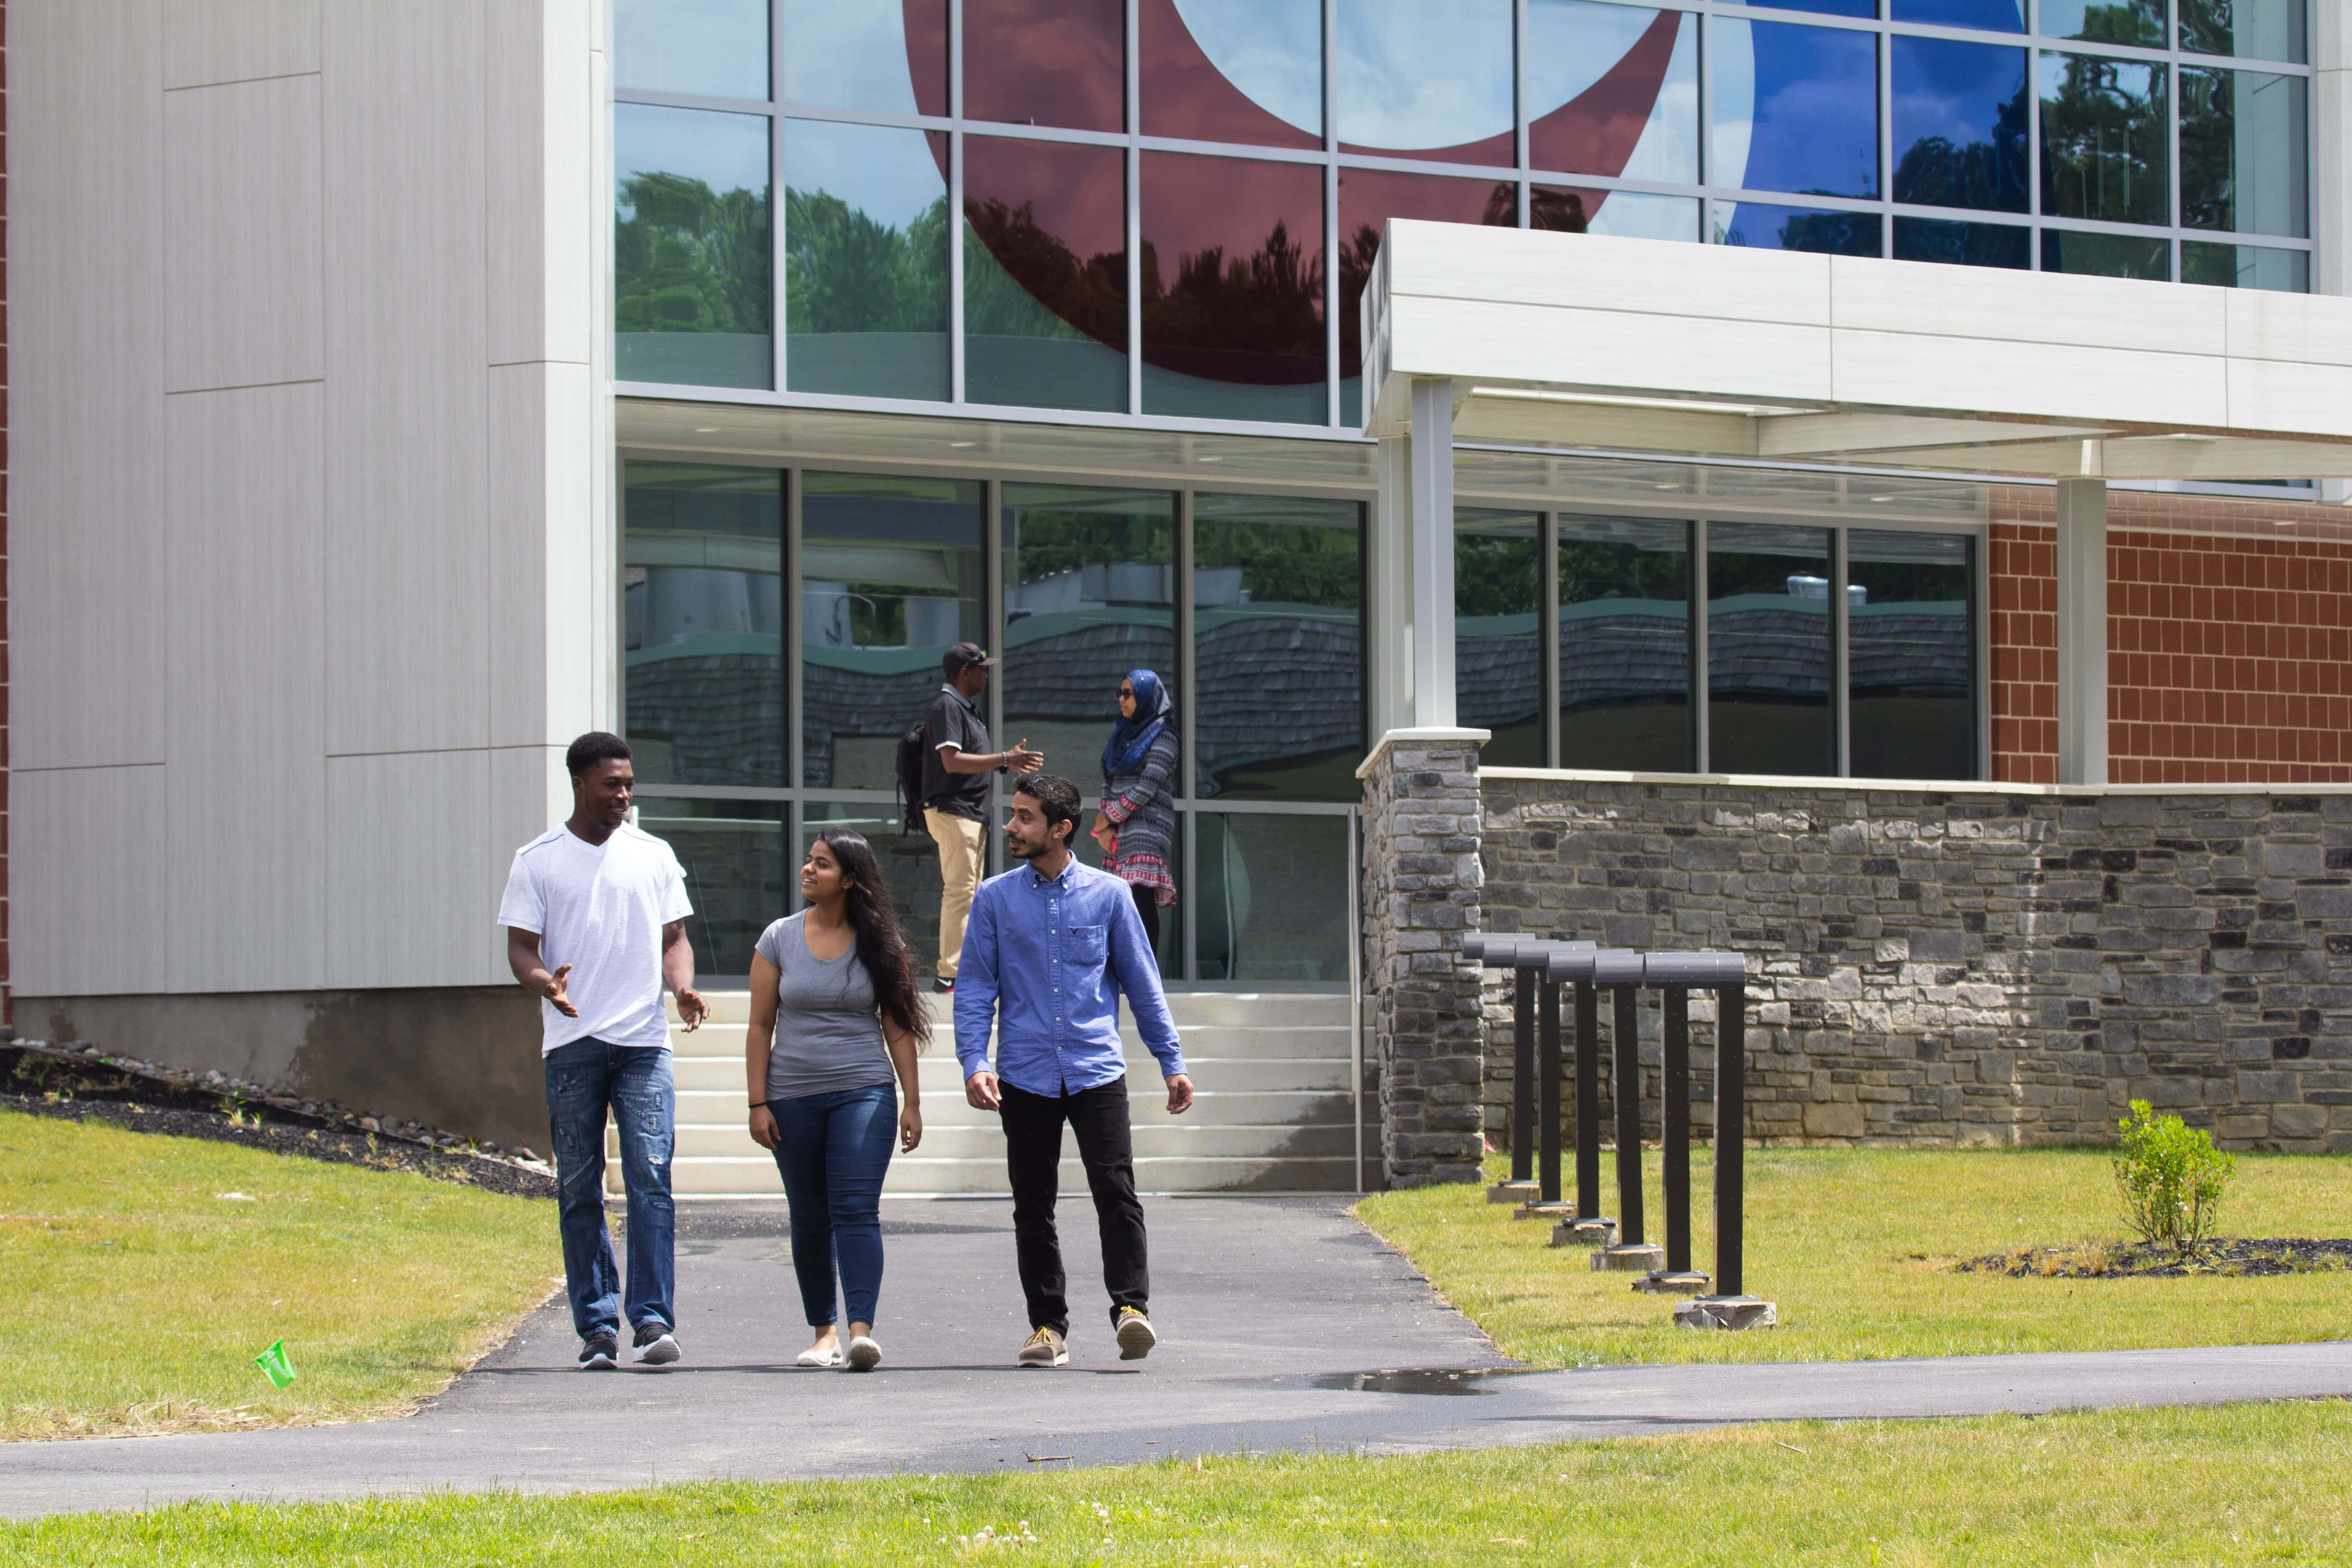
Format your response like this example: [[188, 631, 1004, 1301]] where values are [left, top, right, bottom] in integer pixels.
[[1000, 1078, 1148, 1337], [768, 1081, 897, 1327]]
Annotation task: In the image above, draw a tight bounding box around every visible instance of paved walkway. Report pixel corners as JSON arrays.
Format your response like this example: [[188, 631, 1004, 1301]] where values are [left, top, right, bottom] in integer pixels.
[[7, 1197, 2350, 1519]]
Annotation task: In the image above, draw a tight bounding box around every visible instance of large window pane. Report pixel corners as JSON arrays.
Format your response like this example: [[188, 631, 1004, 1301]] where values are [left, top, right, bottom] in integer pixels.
[[2182, 240, 2310, 291], [1894, 216, 2031, 267], [1141, 153, 1326, 424], [1338, 170, 1517, 426], [800, 474, 985, 789], [802, 800, 956, 980], [1195, 812, 1350, 983], [1714, 201, 1882, 255], [1713, 20, 1880, 199], [781, 0, 945, 113], [1723, 0, 1875, 20], [1580, 190, 1704, 241], [1896, 0, 2022, 29], [2041, 0, 2163, 46], [965, 0, 1124, 132], [1141, 0, 1321, 148], [1708, 522, 1832, 776], [625, 464, 784, 787], [2179, 0, 2307, 61], [1001, 485, 1177, 796], [1847, 530, 1975, 781], [1529, 2, 1698, 185], [2041, 227, 2169, 277], [616, 104, 772, 389], [1892, 38, 2029, 213], [2180, 68, 2308, 237], [617, 0, 768, 99], [1558, 517, 1691, 772], [1336, 0, 1514, 166], [2038, 53, 2168, 225], [784, 120, 950, 399], [1456, 511, 1543, 769], [640, 799, 788, 981], [1192, 495, 1363, 799], [965, 138, 1127, 412]]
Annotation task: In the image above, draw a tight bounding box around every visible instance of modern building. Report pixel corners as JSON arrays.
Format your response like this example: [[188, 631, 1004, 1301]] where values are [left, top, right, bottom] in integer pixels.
[[10, 0, 2351, 1181]]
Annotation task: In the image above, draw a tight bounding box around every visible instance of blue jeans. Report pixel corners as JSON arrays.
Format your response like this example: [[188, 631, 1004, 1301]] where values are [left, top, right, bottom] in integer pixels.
[[544, 1038, 676, 1338], [768, 1081, 897, 1327]]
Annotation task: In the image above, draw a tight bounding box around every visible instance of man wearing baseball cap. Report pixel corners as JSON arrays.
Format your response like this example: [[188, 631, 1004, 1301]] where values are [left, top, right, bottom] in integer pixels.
[[920, 642, 1043, 991]]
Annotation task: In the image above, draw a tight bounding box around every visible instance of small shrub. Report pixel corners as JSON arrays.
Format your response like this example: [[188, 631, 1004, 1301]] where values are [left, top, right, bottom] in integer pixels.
[[2112, 1100, 2234, 1253]]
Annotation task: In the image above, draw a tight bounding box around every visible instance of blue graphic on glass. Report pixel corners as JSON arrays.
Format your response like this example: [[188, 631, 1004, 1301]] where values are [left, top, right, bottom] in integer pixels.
[[1892, 37, 2029, 212], [1712, 20, 1878, 200]]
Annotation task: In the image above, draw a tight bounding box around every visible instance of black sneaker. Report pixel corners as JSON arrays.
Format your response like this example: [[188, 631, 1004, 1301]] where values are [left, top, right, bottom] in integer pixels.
[[933, 976, 956, 993], [633, 1319, 681, 1367], [578, 1331, 619, 1371]]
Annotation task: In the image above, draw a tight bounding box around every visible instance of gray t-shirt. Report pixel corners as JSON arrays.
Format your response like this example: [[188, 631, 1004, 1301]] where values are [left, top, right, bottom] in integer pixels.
[[754, 913, 895, 1103]]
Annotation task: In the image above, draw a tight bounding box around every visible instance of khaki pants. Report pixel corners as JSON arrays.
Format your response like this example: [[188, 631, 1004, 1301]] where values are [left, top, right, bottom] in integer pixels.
[[925, 808, 987, 978]]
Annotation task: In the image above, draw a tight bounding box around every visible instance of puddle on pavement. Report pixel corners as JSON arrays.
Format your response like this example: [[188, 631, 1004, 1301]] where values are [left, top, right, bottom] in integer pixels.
[[1312, 1367, 1529, 1396]]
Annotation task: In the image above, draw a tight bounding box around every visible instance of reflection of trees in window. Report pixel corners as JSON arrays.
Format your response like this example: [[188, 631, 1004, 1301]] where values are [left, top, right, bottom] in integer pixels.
[[783, 188, 948, 335], [2040, 55, 2167, 225], [1140, 220, 1323, 384], [1194, 516, 1357, 605], [1893, 90, 2029, 211], [1768, 209, 1882, 255], [1457, 534, 1539, 617], [1013, 512, 1174, 584], [964, 197, 1126, 350], [1561, 536, 1685, 604], [617, 171, 770, 337], [2062, 0, 2164, 46]]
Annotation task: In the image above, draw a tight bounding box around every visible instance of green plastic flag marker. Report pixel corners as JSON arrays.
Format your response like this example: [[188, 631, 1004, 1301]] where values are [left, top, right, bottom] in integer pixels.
[[253, 1340, 296, 1389]]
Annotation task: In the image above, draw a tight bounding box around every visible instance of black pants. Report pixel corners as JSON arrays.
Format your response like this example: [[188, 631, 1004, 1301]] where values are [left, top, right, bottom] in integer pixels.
[[1000, 1078, 1148, 1337], [1130, 882, 1160, 952]]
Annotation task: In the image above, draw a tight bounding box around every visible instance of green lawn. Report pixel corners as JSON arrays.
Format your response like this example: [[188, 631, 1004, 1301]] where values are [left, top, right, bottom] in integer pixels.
[[6, 1400, 2349, 1564], [0, 1108, 559, 1440], [1357, 1148, 2352, 1367]]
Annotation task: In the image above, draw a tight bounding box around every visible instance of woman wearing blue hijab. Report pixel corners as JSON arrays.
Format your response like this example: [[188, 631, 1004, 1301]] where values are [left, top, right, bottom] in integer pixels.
[[1090, 668, 1179, 957]]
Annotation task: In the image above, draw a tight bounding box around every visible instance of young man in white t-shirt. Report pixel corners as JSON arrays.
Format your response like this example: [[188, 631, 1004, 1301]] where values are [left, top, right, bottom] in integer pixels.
[[500, 732, 708, 1371]]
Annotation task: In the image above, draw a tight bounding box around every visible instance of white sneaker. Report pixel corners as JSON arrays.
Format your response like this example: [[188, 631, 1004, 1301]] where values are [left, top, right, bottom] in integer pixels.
[[845, 1334, 882, 1372]]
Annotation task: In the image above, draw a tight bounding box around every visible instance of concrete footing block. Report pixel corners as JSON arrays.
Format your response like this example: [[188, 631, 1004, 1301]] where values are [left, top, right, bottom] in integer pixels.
[[1550, 1216, 1617, 1249], [1514, 1200, 1575, 1221], [1674, 1295, 1778, 1330], [1488, 1180, 1539, 1205], [1632, 1269, 1711, 1294], [1592, 1242, 1666, 1273]]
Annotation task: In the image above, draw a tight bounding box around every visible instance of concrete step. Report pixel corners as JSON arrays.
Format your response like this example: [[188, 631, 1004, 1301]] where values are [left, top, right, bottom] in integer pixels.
[[666, 1023, 1353, 1061], [650, 1118, 1357, 1162], [671, 1055, 1355, 1094], [669, 990, 1350, 1030], [660, 1153, 1362, 1196], [669, 1087, 1355, 1127]]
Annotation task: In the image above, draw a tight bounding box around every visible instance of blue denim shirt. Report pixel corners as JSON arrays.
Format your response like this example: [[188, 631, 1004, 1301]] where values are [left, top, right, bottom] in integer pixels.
[[952, 855, 1186, 1095]]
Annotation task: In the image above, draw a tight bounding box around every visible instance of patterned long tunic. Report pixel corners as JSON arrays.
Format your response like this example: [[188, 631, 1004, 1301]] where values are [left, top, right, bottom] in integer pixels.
[[1101, 729, 1180, 907]]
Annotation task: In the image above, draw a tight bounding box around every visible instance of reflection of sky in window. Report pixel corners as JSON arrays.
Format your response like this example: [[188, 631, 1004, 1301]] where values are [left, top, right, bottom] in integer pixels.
[[2043, 0, 2163, 47], [617, 103, 769, 213], [1337, 0, 1514, 152], [1892, 37, 2026, 210], [1892, 0, 2023, 32], [616, 0, 769, 99], [780, 0, 920, 113], [1590, 191, 1701, 240], [1711, 20, 1878, 198], [1173, 0, 1323, 137], [1529, 1, 1699, 183], [1720, 0, 1872, 20], [784, 119, 943, 227], [1713, 200, 1881, 255]]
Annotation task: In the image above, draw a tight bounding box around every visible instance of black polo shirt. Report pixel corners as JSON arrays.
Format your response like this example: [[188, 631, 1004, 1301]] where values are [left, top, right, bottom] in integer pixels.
[[921, 684, 993, 821]]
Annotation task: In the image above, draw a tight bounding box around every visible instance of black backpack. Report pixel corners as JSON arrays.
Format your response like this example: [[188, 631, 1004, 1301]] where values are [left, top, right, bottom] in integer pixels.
[[895, 722, 927, 836]]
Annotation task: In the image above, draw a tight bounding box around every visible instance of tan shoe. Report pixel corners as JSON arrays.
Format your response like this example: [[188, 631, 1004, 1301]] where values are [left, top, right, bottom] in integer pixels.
[[1115, 1307, 1157, 1361], [1017, 1326, 1068, 1367]]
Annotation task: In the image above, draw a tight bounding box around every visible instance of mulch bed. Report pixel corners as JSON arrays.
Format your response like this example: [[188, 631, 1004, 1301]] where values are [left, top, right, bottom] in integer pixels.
[[0, 1041, 555, 1200], [1953, 1238, 2352, 1279]]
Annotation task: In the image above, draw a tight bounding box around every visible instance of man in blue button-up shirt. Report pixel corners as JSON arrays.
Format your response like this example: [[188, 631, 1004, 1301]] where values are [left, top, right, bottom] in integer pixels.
[[956, 774, 1192, 1367]]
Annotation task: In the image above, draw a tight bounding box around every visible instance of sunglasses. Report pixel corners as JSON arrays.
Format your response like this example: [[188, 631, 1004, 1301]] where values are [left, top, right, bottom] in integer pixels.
[[1118, 686, 1136, 697]]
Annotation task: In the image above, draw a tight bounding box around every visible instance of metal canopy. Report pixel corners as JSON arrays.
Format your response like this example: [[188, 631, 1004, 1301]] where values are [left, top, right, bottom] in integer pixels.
[[1360, 220, 2352, 482]]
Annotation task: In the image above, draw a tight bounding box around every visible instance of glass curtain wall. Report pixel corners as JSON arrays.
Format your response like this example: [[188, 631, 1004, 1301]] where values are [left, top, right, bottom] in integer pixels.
[[625, 464, 1363, 985], [615, 0, 2315, 417], [1455, 510, 1544, 769], [1558, 516, 1693, 771]]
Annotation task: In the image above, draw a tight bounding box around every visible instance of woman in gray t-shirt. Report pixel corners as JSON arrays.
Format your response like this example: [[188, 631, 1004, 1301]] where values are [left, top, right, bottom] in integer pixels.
[[745, 828, 931, 1371]]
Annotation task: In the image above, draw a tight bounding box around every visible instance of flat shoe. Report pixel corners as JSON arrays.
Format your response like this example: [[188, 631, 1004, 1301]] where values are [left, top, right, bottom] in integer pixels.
[[796, 1346, 843, 1368], [845, 1335, 882, 1372]]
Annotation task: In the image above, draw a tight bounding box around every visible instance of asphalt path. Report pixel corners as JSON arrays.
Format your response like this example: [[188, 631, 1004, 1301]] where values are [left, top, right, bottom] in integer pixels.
[[6, 1196, 2349, 1520]]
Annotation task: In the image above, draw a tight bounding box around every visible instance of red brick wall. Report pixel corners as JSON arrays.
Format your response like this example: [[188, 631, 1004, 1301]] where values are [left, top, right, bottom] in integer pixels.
[[1987, 487, 2352, 785]]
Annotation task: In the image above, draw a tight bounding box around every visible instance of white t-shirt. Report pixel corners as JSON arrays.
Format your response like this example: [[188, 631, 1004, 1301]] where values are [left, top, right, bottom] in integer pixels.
[[497, 822, 694, 1054]]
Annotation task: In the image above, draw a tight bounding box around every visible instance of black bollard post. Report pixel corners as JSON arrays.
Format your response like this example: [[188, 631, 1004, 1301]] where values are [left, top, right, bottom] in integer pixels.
[[1465, 935, 1539, 1205], [1671, 966, 1775, 1330], [1590, 950, 1662, 1272], [1632, 977, 1709, 1294], [1520, 941, 1595, 1223], [1541, 943, 1612, 1247]]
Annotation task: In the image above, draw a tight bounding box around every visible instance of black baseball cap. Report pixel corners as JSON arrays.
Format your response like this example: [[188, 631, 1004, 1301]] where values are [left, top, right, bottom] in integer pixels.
[[943, 642, 997, 676]]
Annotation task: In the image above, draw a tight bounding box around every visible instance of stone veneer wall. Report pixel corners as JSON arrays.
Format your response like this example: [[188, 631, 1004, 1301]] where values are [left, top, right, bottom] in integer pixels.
[[1359, 732, 1489, 1187], [1479, 773, 2352, 1154]]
